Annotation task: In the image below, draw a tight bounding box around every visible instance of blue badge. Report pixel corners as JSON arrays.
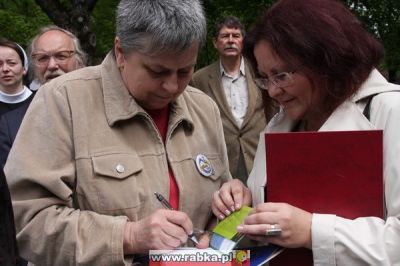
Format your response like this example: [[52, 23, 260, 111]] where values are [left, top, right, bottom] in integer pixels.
[[195, 154, 214, 177]]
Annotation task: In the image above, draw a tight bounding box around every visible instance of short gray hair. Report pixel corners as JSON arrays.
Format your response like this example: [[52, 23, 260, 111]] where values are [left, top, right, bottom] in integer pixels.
[[28, 25, 87, 68], [116, 0, 206, 56]]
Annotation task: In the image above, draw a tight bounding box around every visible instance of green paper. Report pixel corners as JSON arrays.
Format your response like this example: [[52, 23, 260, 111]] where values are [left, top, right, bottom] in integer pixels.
[[213, 206, 252, 240]]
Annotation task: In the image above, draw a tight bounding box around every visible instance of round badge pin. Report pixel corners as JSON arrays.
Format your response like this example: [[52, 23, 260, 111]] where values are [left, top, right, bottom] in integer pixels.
[[195, 154, 214, 177]]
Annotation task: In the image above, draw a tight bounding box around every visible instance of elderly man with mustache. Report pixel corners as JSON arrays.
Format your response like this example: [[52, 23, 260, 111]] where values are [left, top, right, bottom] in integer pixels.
[[29, 25, 87, 88], [191, 16, 274, 184]]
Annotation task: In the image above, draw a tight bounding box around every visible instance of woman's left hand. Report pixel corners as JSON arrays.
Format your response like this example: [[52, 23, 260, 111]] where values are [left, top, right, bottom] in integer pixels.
[[236, 202, 312, 248]]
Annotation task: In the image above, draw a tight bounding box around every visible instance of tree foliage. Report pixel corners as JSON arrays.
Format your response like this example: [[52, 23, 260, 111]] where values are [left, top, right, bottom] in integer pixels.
[[33, 0, 98, 64], [0, 0, 114, 63], [198, 0, 274, 68], [345, 0, 400, 82], [90, 0, 118, 64], [0, 0, 399, 81], [0, 0, 51, 49]]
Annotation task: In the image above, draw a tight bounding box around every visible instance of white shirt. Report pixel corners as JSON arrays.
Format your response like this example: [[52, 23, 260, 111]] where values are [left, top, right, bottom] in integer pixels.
[[220, 58, 249, 127], [29, 79, 41, 91], [0, 85, 32, 104]]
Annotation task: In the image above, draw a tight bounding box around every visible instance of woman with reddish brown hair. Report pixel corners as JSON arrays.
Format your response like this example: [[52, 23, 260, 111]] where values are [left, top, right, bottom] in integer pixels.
[[212, 0, 400, 265]]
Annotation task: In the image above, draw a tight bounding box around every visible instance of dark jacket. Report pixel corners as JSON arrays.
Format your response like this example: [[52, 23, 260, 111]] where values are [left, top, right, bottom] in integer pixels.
[[0, 167, 19, 265], [0, 94, 34, 168]]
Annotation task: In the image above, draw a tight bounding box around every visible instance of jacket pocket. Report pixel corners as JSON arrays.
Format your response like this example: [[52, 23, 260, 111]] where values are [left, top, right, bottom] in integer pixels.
[[92, 153, 143, 179], [91, 153, 144, 213]]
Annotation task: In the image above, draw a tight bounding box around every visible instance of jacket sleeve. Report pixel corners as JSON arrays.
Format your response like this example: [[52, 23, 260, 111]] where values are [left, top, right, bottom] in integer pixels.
[[5, 85, 129, 266], [312, 91, 400, 266]]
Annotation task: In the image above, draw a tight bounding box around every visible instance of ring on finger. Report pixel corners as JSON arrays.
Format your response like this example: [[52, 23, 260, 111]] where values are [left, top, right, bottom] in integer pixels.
[[266, 224, 282, 236]]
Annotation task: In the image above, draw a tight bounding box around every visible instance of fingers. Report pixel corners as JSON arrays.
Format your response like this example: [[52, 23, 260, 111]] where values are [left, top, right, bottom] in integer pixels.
[[231, 180, 252, 210], [126, 209, 196, 253], [212, 179, 249, 220], [236, 202, 313, 248], [237, 223, 280, 236], [244, 209, 280, 225], [158, 231, 184, 249], [163, 209, 194, 240], [161, 213, 189, 246], [212, 189, 234, 220], [212, 191, 225, 220], [243, 202, 285, 226], [144, 210, 187, 250]]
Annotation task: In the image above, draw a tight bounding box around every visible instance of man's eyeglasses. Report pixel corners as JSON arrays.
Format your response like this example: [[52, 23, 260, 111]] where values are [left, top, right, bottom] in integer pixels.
[[254, 71, 295, 91], [32, 50, 76, 66]]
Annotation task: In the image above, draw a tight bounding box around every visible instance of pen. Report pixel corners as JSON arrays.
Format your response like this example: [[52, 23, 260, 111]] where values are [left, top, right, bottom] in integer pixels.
[[154, 192, 199, 245]]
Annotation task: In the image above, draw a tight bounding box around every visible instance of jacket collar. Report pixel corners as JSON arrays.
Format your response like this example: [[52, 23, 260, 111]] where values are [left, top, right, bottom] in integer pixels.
[[100, 52, 193, 130], [353, 69, 399, 101], [268, 100, 375, 132], [218, 57, 246, 78]]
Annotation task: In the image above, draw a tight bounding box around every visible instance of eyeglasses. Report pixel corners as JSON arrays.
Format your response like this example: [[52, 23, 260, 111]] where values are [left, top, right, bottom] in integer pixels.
[[254, 71, 295, 91], [32, 50, 75, 66]]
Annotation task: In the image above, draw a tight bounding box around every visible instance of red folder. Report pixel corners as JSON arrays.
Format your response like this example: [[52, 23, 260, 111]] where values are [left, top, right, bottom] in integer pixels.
[[265, 130, 384, 266]]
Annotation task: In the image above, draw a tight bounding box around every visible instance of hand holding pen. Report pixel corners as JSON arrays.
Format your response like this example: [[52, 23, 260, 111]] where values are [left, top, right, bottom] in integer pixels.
[[154, 192, 200, 245], [123, 196, 200, 254]]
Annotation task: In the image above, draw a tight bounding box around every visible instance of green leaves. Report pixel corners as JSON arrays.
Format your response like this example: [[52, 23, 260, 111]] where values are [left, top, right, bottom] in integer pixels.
[[0, 0, 51, 47], [346, 0, 400, 81]]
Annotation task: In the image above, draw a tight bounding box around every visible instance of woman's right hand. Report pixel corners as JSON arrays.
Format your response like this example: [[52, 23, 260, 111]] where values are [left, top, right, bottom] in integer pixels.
[[211, 179, 252, 220], [123, 209, 194, 254]]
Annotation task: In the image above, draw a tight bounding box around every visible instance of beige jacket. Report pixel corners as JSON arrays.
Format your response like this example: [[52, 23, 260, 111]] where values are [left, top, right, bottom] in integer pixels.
[[5, 52, 231, 266], [191, 60, 267, 180]]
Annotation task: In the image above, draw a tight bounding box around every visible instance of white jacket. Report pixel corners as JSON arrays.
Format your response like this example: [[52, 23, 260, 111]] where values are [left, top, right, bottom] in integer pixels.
[[248, 69, 400, 265]]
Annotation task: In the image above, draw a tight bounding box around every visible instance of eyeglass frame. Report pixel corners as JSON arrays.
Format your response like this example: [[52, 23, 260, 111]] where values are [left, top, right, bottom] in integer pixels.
[[254, 71, 296, 91], [31, 50, 76, 66]]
